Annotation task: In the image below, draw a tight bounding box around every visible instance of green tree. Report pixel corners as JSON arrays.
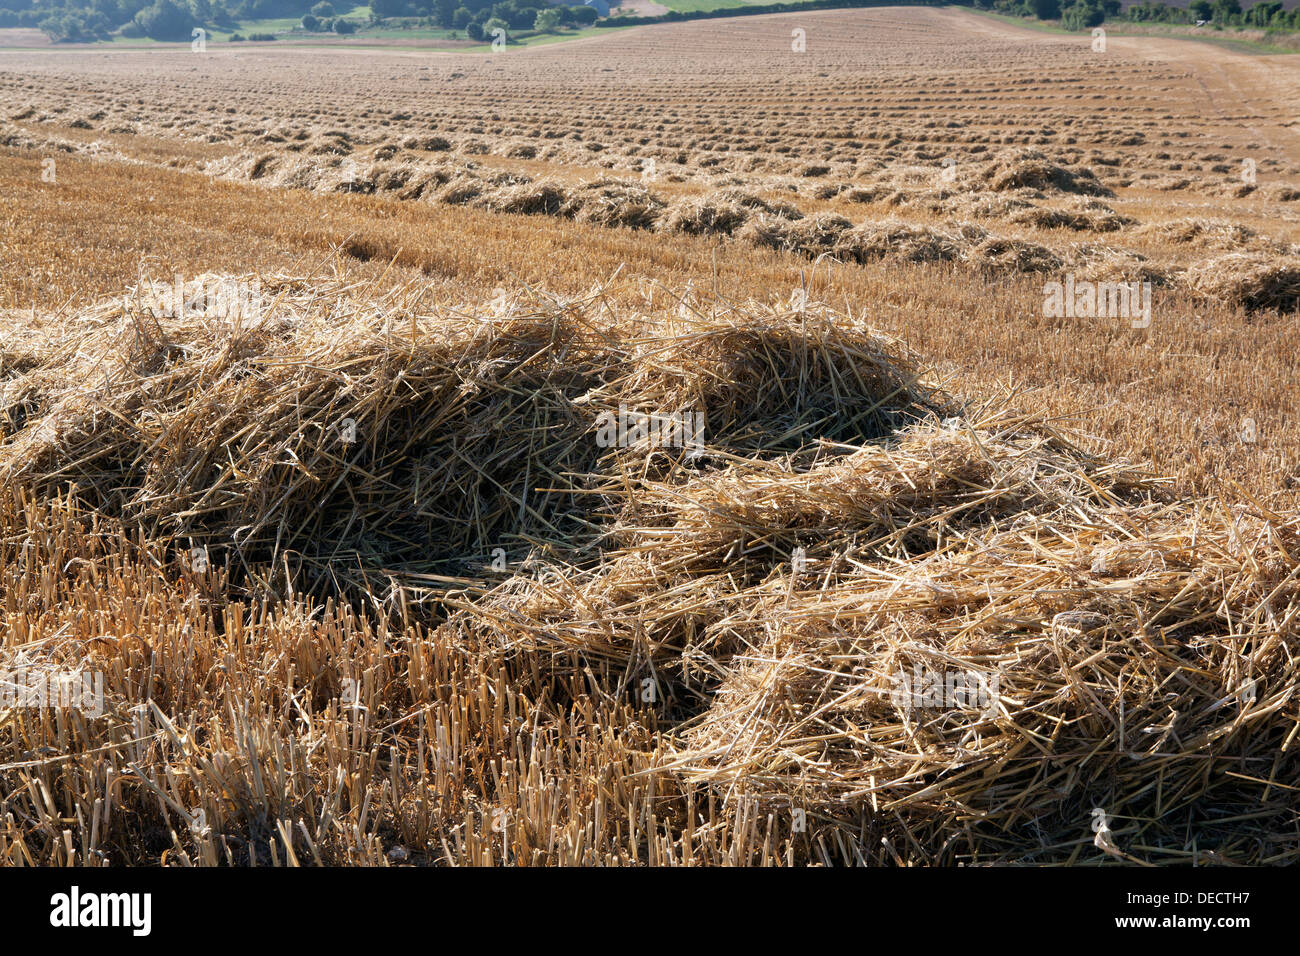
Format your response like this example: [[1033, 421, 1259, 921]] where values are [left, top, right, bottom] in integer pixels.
[[534, 4, 561, 30], [433, 0, 457, 25], [1245, 0, 1281, 25], [310, 1, 333, 15], [1061, 0, 1104, 27], [133, 0, 195, 39], [1210, 0, 1241, 22]]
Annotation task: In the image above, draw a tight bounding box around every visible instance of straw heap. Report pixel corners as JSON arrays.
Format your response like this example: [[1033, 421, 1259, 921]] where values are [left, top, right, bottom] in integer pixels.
[[1, 272, 1297, 865]]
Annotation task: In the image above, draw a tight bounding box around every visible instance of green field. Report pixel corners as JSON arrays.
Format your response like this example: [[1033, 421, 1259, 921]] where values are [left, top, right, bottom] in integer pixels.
[[208, 4, 372, 40], [91, 5, 622, 49], [96, 4, 375, 43]]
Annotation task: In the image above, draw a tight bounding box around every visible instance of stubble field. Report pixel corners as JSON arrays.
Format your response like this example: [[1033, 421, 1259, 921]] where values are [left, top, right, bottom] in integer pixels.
[[1, 7, 1299, 866]]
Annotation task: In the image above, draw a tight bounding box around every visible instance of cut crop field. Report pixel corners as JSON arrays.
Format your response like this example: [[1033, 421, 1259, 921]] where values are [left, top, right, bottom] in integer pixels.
[[1, 6, 1299, 867]]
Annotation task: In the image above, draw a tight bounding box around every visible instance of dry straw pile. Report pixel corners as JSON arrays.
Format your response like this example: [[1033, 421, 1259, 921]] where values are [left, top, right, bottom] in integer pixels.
[[1, 271, 1298, 865], [1185, 254, 1300, 314], [199, 145, 1300, 310], [12, 124, 1296, 315]]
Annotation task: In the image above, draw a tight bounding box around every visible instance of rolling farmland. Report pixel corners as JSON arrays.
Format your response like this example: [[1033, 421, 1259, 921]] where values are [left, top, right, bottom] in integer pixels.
[[1, 6, 1299, 868]]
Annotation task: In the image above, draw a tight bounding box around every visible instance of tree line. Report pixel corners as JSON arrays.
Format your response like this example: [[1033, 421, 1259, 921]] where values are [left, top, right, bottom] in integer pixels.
[[0, 0, 597, 41], [7, 0, 1298, 44]]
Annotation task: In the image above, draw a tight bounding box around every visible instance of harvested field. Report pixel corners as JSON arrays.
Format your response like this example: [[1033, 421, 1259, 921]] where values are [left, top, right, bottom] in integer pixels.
[[1, 6, 1299, 870]]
